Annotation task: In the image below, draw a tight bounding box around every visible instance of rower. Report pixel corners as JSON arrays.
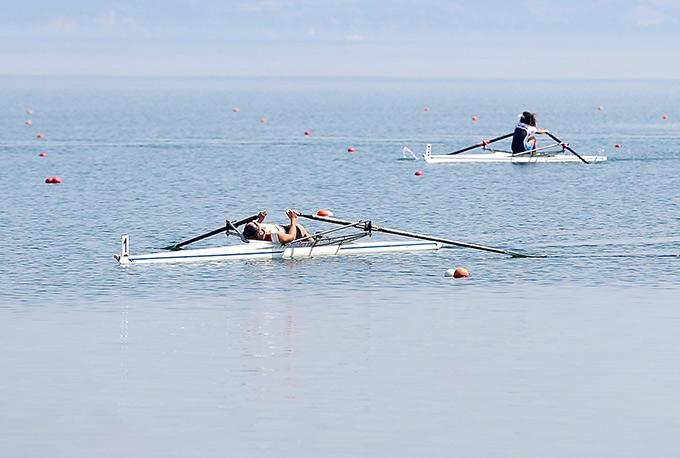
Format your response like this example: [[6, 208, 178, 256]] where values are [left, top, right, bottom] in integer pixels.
[[242, 209, 313, 244], [512, 112, 549, 154]]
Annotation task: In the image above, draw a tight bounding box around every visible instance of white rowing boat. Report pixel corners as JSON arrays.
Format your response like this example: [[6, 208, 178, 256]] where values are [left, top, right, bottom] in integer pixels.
[[423, 143, 607, 164], [115, 212, 536, 267], [115, 235, 441, 265]]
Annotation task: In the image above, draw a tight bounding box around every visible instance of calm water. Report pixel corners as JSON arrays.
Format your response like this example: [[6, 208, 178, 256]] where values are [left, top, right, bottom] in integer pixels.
[[1, 77, 679, 457]]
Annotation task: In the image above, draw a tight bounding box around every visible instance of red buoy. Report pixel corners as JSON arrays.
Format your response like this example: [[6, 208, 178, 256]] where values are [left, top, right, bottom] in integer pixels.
[[52, 176, 62, 184], [347, 146, 356, 153], [662, 114, 669, 120], [232, 107, 240, 112], [453, 267, 470, 278], [614, 143, 622, 148], [26, 108, 34, 115], [39, 151, 47, 157], [414, 170, 424, 176], [304, 130, 311, 136], [25, 119, 33, 126], [36, 133, 45, 139], [316, 209, 334, 217], [423, 106, 431, 112], [471, 115, 479, 122], [260, 117, 268, 123]]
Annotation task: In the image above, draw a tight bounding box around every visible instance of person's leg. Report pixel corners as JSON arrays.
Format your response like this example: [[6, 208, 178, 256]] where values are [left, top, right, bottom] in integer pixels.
[[296, 224, 311, 238]]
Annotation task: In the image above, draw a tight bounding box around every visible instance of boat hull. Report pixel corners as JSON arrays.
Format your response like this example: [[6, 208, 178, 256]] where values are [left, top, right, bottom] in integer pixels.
[[116, 239, 442, 265], [424, 151, 607, 164]]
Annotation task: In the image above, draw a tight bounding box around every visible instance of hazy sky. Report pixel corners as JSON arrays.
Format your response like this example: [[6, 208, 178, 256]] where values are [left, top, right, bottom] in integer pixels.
[[1, 0, 679, 78]]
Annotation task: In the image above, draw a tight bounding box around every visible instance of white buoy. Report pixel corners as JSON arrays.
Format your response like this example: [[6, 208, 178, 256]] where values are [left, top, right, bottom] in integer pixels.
[[444, 269, 456, 277]]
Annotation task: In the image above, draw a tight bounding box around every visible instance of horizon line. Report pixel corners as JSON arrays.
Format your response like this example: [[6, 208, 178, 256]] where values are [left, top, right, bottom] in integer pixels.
[[2, 74, 680, 82]]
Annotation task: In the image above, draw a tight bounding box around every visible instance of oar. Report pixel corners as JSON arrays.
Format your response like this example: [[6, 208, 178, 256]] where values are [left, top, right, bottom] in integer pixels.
[[546, 132, 589, 164], [288, 219, 369, 244], [447, 133, 513, 155], [299, 213, 543, 258], [511, 141, 563, 156], [164, 214, 259, 250]]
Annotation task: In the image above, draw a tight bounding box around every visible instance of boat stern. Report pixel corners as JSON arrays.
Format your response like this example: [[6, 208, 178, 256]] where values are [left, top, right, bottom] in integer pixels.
[[115, 235, 132, 265], [423, 143, 433, 163]]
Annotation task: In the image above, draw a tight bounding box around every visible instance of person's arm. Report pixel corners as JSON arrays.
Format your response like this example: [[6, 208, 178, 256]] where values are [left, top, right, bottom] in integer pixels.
[[256, 210, 267, 223], [536, 128, 549, 134], [275, 210, 299, 244]]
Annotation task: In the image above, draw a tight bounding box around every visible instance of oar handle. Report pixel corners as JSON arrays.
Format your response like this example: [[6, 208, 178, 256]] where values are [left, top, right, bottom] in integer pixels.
[[447, 132, 513, 155], [166, 214, 259, 250], [232, 214, 261, 227], [545, 132, 589, 164]]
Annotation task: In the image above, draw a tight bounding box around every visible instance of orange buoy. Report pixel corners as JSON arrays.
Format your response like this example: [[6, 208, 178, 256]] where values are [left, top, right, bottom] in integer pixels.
[[614, 143, 622, 148], [304, 130, 311, 136], [39, 152, 47, 157], [347, 146, 356, 153], [232, 107, 240, 112], [36, 133, 45, 139], [471, 115, 478, 122], [423, 106, 431, 112], [414, 170, 424, 176], [25, 119, 33, 126], [453, 267, 470, 278], [316, 209, 334, 217]]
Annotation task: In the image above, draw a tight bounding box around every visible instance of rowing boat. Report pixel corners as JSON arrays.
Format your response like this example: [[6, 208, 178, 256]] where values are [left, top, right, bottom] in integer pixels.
[[417, 130, 607, 164], [423, 143, 607, 164], [115, 211, 538, 266], [115, 236, 441, 265]]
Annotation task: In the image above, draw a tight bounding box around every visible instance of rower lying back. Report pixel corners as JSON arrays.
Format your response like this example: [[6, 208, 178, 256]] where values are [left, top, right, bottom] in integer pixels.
[[115, 212, 539, 266]]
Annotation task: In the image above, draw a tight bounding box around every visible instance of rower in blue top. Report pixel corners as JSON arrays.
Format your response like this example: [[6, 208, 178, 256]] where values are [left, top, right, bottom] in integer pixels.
[[512, 112, 550, 154]]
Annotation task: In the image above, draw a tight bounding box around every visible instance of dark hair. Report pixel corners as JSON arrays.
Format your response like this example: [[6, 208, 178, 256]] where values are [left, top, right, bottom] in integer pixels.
[[243, 222, 260, 240], [520, 111, 537, 126]]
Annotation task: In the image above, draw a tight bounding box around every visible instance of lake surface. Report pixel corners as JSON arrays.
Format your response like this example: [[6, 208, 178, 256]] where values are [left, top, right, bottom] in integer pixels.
[[1, 77, 679, 457]]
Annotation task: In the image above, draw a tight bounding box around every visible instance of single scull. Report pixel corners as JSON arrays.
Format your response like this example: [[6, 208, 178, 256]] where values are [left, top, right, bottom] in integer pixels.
[[115, 211, 540, 266], [423, 144, 607, 163], [419, 131, 607, 164], [116, 236, 441, 265]]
